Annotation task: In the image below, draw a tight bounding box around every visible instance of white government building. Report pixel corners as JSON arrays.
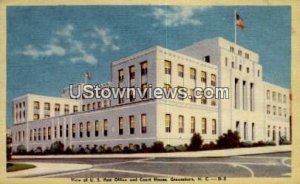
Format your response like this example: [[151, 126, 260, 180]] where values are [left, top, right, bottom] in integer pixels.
[[10, 37, 291, 152]]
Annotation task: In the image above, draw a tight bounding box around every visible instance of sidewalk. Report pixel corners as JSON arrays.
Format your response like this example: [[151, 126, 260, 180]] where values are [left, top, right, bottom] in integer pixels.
[[12, 145, 291, 159], [7, 162, 92, 178]]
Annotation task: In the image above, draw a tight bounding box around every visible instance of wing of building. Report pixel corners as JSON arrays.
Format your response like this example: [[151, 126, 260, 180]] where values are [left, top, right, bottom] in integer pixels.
[[10, 37, 291, 152]]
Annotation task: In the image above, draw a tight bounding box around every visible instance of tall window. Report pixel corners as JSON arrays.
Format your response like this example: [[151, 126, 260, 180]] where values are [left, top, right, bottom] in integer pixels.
[[79, 122, 83, 138], [43, 128, 46, 140], [245, 53, 250, 59], [48, 127, 51, 140], [178, 64, 184, 78], [59, 125, 63, 137], [267, 90, 270, 100], [141, 114, 147, 133], [54, 126, 57, 138], [178, 115, 184, 133], [191, 116, 195, 133], [273, 106, 277, 115], [165, 114, 171, 133], [104, 119, 108, 136], [118, 69, 124, 83], [72, 123, 76, 138], [244, 122, 247, 140], [119, 117, 124, 135], [92, 102, 96, 110], [129, 65, 135, 80], [165, 60, 171, 75], [238, 50, 242, 56], [267, 125, 270, 137], [278, 93, 282, 103], [86, 121, 91, 137], [201, 71, 207, 83], [64, 104, 69, 114], [95, 120, 99, 137], [141, 83, 148, 99], [34, 101, 40, 110], [38, 128, 41, 141], [272, 91, 276, 101], [267, 105, 271, 114], [230, 46, 234, 52], [211, 74, 216, 86], [129, 116, 135, 134], [55, 103, 60, 114], [141, 61, 148, 76], [190, 68, 196, 80], [44, 102, 50, 111], [201, 118, 207, 134], [252, 123, 255, 141], [66, 124, 69, 138], [212, 119, 217, 135], [283, 95, 287, 103], [190, 89, 196, 102]]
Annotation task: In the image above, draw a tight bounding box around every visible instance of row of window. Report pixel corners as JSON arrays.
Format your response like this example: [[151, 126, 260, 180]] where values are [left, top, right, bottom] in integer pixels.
[[165, 114, 217, 135], [267, 125, 287, 141], [17, 114, 148, 143], [224, 57, 260, 77], [15, 101, 26, 109], [266, 90, 287, 103], [266, 105, 288, 117], [34, 101, 79, 112], [82, 100, 110, 112], [235, 121, 255, 141], [164, 60, 216, 86], [229, 46, 250, 59], [15, 110, 26, 122], [118, 61, 148, 83]]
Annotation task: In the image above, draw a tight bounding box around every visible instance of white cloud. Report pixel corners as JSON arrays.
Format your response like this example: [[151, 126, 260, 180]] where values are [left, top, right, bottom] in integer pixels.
[[21, 44, 66, 59], [152, 7, 209, 27], [70, 53, 98, 65], [90, 27, 120, 52], [56, 24, 74, 38]]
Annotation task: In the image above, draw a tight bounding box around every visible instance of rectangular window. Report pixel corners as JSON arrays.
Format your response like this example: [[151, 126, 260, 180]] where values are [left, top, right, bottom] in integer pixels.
[[190, 89, 196, 102], [164, 60, 171, 75], [79, 122, 83, 138], [178, 115, 184, 133], [73, 105, 78, 112], [66, 124, 69, 138], [95, 120, 99, 137], [165, 114, 171, 133], [279, 107, 282, 116], [278, 93, 282, 103], [104, 119, 108, 136], [119, 117, 124, 135], [97, 102, 101, 109], [283, 95, 287, 103], [59, 125, 63, 137], [211, 74, 216, 86], [201, 71, 207, 83], [273, 106, 277, 115], [34, 101, 40, 110], [72, 123, 76, 138], [44, 102, 50, 111], [141, 114, 147, 133], [177, 86, 185, 100], [178, 64, 184, 78], [34, 113, 40, 120], [129, 116, 135, 134], [204, 56, 210, 63], [267, 105, 271, 114], [92, 102, 96, 110], [230, 46, 234, 52], [86, 121, 91, 137], [272, 91, 276, 101], [191, 116, 195, 133], [238, 50, 242, 56], [54, 126, 57, 138], [48, 127, 51, 140], [190, 68, 196, 80], [38, 128, 41, 141], [82, 105, 85, 111], [212, 119, 217, 135], [64, 104, 69, 114], [245, 53, 250, 59], [129, 65, 135, 80], [43, 127, 46, 140], [141, 83, 148, 99], [267, 90, 270, 100], [87, 104, 90, 111], [202, 118, 207, 134], [141, 61, 148, 76], [55, 103, 60, 113], [118, 69, 124, 82]]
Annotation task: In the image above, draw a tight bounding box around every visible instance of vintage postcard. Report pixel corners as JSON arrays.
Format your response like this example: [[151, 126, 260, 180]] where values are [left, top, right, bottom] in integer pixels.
[[0, 0, 299, 184]]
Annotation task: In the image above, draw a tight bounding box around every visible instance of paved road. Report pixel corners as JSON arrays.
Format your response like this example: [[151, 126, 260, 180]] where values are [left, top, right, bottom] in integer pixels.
[[13, 152, 291, 178]]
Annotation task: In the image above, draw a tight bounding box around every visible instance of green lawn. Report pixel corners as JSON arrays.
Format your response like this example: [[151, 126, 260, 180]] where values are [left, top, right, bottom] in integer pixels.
[[7, 163, 36, 172]]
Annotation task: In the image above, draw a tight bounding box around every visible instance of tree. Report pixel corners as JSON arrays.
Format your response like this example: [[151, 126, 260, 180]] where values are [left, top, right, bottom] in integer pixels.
[[50, 141, 64, 154], [151, 141, 165, 152], [217, 130, 240, 149], [188, 133, 203, 151]]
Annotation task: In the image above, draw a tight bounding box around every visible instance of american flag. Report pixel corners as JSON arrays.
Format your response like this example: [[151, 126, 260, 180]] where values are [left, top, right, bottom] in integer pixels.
[[236, 13, 245, 29]]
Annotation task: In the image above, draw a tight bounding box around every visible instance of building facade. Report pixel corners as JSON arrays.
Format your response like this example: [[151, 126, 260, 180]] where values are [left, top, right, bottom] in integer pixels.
[[10, 37, 291, 152]]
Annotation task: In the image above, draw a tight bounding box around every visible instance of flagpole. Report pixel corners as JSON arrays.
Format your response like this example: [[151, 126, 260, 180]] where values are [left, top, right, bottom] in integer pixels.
[[234, 10, 237, 45]]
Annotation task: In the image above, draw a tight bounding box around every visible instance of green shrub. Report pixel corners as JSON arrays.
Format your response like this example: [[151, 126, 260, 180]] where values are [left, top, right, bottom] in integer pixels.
[[112, 145, 122, 153], [265, 141, 276, 146], [151, 141, 165, 152], [98, 145, 105, 153], [188, 133, 203, 151], [202, 141, 217, 150], [279, 136, 291, 145], [175, 144, 187, 152], [90, 145, 98, 154], [105, 146, 112, 153], [34, 147, 43, 155], [50, 141, 64, 154], [133, 144, 141, 152], [239, 141, 253, 147], [64, 146, 74, 154], [165, 144, 176, 152], [217, 130, 240, 149], [16, 145, 27, 155], [141, 143, 150, 153]]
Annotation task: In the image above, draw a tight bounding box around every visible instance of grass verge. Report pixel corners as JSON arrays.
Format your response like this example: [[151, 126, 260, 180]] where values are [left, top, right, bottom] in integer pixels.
[[7, 163, 36, 172]]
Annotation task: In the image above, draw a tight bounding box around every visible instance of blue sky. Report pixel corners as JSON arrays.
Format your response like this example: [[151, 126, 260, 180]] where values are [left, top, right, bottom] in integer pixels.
[[7, 6, 291, 127]]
